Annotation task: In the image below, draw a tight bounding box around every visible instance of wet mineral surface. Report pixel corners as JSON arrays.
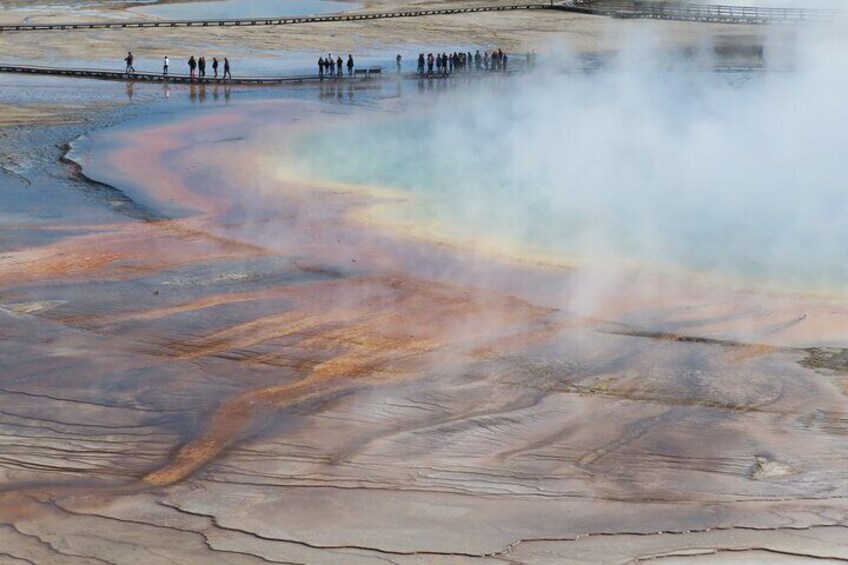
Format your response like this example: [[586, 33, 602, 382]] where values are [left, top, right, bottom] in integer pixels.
[[1, 77, 847, 564]]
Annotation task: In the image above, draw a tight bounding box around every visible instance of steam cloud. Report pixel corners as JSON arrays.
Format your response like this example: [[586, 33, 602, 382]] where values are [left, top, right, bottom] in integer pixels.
[[281, 24, 848, 297]]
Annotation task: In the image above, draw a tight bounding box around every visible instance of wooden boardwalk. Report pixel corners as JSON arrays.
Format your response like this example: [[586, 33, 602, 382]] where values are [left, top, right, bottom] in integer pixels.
[[0, 63, 315, 84], [563, 0, 840, 24], [0, 62, 770, 87], [0, 4, 548, 33], [0, 63, 532, 85], [0, 1, 836, 34]]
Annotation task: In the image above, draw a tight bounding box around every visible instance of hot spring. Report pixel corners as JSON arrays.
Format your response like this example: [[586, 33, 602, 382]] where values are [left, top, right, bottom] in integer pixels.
[[281, 54, 848, 294]]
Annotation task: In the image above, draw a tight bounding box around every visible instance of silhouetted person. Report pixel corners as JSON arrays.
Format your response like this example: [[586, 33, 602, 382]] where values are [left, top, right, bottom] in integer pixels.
[[223, 58, 231, 80], [427, 53, 434, 75], [124, 51, 135, 74], [188, 55, 196, 80], [417, 53, 425, 75], [163, 56, 169, 76], [347, 54, 354, 77], [198, 56, 206, 79], [318, 56, 325, 79], [328, 54, 335, 77], [396, 53, 402, 74], [212, 57, 219, 79], [336, 56, 343, 78]]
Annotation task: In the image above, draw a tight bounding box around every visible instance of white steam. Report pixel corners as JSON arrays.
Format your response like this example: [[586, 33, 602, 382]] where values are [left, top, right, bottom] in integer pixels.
[[283, 25, 848, 295]]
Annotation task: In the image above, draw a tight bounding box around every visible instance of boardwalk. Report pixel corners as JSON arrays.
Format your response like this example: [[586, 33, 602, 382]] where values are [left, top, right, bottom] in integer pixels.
[[565, 0, 841, 24], [0, 62, 768, 86], [0, 4, 548, 33], [0, 63, 528, 85], [0, 1, 838, 33], [0, 63, 318, 85]]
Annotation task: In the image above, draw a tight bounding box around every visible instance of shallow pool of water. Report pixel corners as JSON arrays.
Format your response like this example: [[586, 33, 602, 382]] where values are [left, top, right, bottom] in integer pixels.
[[133, 0, 356, 20], [285, 70, 848, 292]]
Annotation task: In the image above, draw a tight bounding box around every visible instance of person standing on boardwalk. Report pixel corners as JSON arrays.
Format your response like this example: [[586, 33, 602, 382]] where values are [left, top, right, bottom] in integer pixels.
[[223, 58, 232, 80], [328, 55, 335, 78], [188, 56, 196, 80], [396, 54, 402, 74], [198, 56, 206, 79], [346, 55, 354, 77], [417, 53, 425, 75], [124, 51, 135, 74], [163, 56, 169, 77], [336, 56, 343, 78], [212, 57, 219, 79], [318, 56, 325, 79]]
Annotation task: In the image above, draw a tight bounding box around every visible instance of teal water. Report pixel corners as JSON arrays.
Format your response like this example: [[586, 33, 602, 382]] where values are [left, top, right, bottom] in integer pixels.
[[287, 72, 848, 292], [134, 0, 355, 20]]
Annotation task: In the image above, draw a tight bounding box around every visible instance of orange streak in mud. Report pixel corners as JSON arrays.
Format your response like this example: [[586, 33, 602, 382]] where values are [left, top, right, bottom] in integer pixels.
[[0, 219, 265, 290], [142, 379, 328, 486], [143, 330, 441, 486]]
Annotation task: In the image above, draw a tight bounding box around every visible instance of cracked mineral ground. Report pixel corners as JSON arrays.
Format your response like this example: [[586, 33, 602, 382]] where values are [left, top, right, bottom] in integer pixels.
[[2, 1, 848, 564]]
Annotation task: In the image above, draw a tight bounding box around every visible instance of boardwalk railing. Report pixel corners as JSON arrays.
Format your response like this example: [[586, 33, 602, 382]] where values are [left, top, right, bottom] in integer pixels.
[[0, 61, 773, 86], [0, 1, 838, 33], [566, 0, 841, 23], [0, 4, 548, 32], [0, 63, 326, 84], [0, 63, 532, 85]]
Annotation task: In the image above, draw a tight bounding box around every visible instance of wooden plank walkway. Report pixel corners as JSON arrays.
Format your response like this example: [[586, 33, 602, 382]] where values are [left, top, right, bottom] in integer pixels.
[[0, 62, 770, 86], [0, 1, 837, 33], [0, 63, 532, 85], [561, 0, 840, 24], [0, 64, 314, 84], [0, 4, 549, 33]]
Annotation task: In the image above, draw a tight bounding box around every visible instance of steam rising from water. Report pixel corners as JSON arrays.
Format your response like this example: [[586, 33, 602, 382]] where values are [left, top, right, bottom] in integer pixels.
[[284, 29, 848, 293]]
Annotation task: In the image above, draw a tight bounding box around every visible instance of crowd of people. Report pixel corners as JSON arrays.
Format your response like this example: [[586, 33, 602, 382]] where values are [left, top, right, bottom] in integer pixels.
[[121, 48, 534, 82], [416, 49, 515, 76], [316, 49, 523, 80], [185, 55, 232, 80], [123, 51, 233, 80], [317, 54, 357, 79]]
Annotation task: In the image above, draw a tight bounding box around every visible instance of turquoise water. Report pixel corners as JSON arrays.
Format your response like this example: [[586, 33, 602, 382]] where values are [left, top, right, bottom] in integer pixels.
[[288, 72, 848, 291], [134, 0, 355, 20]]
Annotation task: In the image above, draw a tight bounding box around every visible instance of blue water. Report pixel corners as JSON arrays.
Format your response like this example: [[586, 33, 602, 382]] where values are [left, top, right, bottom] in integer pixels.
[[134, 0, 356, 20], [288, 72, 848, 292]]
